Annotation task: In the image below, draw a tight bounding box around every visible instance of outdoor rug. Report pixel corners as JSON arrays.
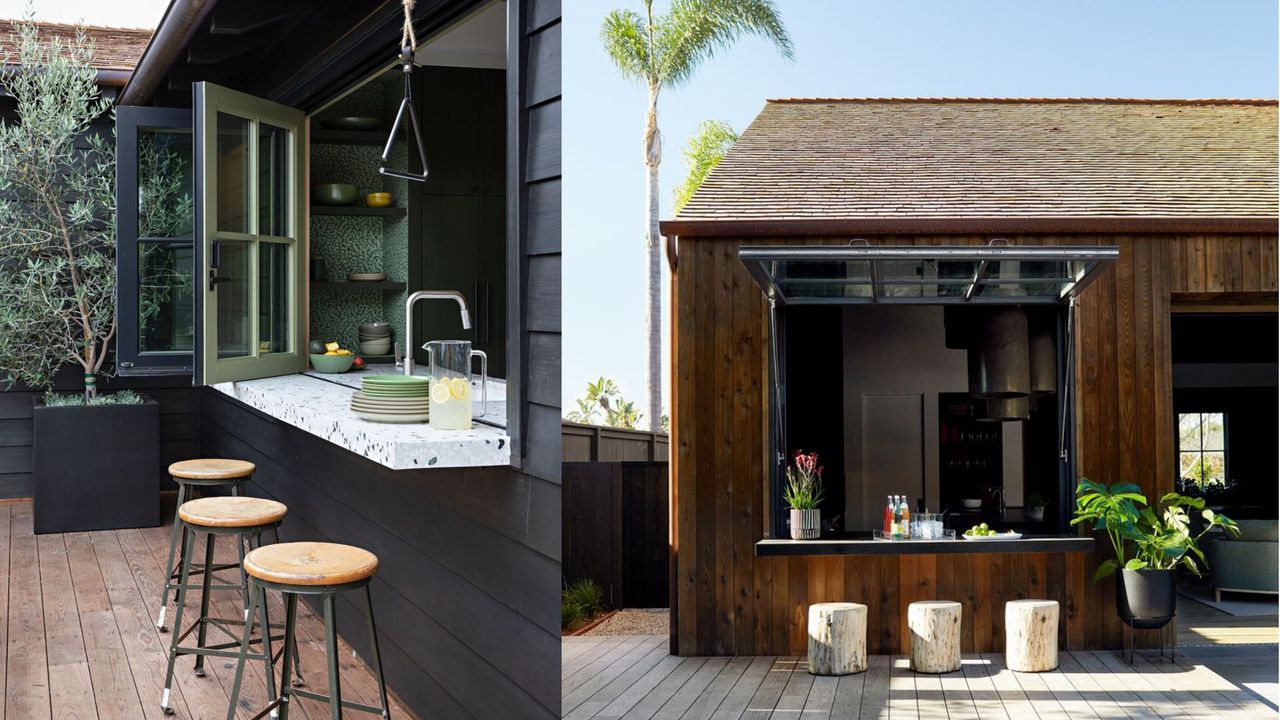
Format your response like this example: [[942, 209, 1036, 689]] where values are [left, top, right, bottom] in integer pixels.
[[1180, 585, 1279, 617]]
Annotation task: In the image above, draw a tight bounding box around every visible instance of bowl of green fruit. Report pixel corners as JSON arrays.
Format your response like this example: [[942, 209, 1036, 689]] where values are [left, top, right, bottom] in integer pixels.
[[962, 523, 1022, 540]]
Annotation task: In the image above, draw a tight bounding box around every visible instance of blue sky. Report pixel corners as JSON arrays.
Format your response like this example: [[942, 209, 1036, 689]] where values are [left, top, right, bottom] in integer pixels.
[[562, 0, 1278, 418]]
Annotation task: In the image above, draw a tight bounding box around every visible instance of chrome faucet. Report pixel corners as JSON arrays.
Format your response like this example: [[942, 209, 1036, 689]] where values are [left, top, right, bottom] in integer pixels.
[[403, 290, 471, 375], [990, 487, 1005, 514]]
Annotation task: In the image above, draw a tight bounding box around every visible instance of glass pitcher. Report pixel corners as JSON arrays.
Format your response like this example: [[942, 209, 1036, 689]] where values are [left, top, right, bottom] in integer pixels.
[[425, 340, 487, 430]]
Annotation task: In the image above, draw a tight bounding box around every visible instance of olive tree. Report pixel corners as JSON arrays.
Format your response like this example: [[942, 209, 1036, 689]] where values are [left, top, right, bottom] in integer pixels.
[[0, 17, 116, 398]]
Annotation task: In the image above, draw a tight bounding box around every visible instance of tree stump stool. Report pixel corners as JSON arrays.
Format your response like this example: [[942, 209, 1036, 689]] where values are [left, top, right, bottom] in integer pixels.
[[908, 601, 962, 673], [1006, 600, 1059, 672], [807, 602, 867, 676]]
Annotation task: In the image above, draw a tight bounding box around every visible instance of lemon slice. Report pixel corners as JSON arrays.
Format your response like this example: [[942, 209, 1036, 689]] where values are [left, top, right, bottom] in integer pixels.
[[430, 382, 452, 404], [449, 377, 471, 401]]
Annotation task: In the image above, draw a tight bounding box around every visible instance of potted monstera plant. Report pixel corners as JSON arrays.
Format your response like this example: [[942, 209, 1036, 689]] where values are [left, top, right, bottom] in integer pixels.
[[784, 451, 824, 540], [1072, 479, 1238, 626], [0, 20, 159, 533]]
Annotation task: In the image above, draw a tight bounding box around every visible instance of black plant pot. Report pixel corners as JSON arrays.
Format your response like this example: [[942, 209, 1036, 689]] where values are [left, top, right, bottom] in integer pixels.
[[1115, 568, 1176, 629], [33, 398, 161, 534]]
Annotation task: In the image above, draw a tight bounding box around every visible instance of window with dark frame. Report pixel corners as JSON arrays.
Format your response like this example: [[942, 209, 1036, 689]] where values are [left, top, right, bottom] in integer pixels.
[[740, 244, 1117, 538], [1178, 412, 1227, 487], [115, 106, 197, 376]]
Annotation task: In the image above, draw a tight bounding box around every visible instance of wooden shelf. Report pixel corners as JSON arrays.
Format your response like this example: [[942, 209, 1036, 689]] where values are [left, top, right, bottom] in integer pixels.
[[310, 129, 385, 146], [310, 281, 406, 291], [310, 205, 406, 217]]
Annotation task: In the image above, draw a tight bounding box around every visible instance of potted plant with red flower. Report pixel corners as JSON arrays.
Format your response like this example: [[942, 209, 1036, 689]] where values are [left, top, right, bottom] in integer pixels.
[[784, 450, 824, 540]]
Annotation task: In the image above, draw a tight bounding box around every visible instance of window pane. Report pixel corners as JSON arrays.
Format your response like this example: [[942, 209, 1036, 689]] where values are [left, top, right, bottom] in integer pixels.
[[258, 243, 290, 354], [216, 240, 251, 358], [1179, 452, 1201, 481], [138, 130, 193, 239], [216, 113, 250, 234], [1201, 452, 1226, 483], [1202, 413, 1225, 451], [139, 243, 194, 353], [1178, 413, 1201, 452], [258, 123, 289, 237]]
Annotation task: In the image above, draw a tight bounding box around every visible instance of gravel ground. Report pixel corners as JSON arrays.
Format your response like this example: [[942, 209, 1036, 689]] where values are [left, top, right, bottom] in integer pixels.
[[584, 608, 669, 636]]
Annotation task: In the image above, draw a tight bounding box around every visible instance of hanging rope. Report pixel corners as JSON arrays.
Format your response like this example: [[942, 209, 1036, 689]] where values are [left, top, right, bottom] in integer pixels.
[[400, 0, 418, 53]]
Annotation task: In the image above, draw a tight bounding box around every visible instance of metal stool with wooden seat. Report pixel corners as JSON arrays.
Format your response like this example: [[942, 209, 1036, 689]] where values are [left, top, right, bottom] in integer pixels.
[[157, 458, 256, 632], [161, 497, 295, 716], [228, 542, 390, 720]]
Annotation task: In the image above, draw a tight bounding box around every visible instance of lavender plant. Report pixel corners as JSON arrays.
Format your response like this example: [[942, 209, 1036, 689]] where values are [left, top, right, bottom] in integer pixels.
[[0, 15, 117, 398]]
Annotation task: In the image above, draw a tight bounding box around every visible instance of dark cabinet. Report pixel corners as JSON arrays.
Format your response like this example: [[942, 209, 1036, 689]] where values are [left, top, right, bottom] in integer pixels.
[[409, 66, 507, 377]]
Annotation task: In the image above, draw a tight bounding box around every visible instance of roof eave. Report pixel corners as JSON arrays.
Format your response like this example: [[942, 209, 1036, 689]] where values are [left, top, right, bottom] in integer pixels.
[[659, 216, 1280, 238]]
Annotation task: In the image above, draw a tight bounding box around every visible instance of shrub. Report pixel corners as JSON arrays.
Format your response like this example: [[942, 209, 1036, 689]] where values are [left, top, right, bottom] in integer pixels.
[[42, 389, 145, 407], [564, 578, 604, 617]]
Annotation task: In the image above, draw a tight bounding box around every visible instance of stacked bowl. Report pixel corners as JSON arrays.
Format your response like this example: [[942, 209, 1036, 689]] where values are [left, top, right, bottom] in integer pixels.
[[350, 375, 431, 423], [358, 321, 392, 357]]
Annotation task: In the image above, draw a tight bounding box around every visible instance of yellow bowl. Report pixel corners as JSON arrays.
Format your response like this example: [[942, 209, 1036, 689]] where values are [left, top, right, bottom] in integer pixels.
[[366, 192, 393, 208]]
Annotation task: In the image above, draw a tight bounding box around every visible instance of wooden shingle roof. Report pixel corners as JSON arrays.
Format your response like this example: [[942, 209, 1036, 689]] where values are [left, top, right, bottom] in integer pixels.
[[664, 99, 1279, 236], [0, 20, 153, 71]]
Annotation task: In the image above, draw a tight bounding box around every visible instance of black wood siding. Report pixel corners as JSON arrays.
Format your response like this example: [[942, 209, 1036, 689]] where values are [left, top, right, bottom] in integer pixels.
[[199, 388, 560, 719], [512, 0, 562, 484], [0, 113, 199, 499], [201, 2, 563, 716], [0, 371, 197, 499]]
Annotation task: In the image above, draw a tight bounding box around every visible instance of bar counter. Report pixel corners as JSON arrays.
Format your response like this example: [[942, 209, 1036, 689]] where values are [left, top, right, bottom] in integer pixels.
[[756, 534, 1094, 556]]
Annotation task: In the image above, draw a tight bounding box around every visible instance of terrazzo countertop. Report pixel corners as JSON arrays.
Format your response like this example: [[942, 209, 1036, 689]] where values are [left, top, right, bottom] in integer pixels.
[[211, 369, 510, 470]]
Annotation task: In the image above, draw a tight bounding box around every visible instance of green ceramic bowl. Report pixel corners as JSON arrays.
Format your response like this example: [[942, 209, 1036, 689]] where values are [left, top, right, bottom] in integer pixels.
[[312, 183, 358, 206], [309, 353, 355, 373], [322, 116, 380, 131]]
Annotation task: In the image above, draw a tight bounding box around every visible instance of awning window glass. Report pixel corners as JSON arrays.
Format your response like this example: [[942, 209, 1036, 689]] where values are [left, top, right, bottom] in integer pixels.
[[741, 245, 1118, 305]]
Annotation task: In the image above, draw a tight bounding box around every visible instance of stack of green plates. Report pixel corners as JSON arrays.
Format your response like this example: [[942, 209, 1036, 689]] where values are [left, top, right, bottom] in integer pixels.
[[351, 375, 432, 423]]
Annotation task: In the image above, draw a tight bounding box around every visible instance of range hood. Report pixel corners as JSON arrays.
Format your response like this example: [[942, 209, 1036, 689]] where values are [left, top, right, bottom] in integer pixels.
[[739, 244, 1118, 306]]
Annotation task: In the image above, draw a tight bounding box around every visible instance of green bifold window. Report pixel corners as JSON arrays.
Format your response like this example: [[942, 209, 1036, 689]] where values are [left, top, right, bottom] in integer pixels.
[[116, 85, 305, 384]]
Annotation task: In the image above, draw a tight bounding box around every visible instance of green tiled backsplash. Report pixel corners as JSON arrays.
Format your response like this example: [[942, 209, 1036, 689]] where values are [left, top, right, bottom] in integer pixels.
[[308, 72, 410, 359]]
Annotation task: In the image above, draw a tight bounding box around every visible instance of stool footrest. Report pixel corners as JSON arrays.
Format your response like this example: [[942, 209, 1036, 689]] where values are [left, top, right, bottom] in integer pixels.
[[289, 688, 387, 715], [168, 561, 240, 580]]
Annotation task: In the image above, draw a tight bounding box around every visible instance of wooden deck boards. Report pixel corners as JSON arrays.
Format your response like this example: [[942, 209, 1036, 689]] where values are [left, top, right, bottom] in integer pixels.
[[0, 501, 416, 720], [563, 636, 1276, 720]]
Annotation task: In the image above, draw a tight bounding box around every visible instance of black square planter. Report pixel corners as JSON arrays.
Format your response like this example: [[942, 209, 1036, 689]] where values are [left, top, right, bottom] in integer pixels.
[[33, 398, 161, 534]]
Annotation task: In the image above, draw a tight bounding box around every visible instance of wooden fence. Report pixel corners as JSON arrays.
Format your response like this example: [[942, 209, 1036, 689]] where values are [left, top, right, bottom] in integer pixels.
[[562, 421, 669, 462], [562, 462, 669, 609]]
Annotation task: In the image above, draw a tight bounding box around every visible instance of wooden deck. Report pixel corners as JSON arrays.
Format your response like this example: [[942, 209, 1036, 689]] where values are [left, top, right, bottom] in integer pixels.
[[562, 635, 1276, 719], [0, 501, 415, 720]]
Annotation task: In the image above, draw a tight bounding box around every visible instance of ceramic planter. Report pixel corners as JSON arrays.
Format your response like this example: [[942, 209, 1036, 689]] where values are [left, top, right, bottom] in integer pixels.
[[33, 398, 160, 534], [1026, 506, 1045, 522], [1115, 568, 1176, 629], [789, 508, 821, 540]]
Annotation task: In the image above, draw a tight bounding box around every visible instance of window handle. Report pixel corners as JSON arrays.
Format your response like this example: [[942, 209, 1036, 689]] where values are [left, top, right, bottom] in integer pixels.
[[207, 240, 230, 290]]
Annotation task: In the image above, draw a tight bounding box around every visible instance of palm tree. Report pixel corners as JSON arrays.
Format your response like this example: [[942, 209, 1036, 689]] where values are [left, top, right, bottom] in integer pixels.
[[601, 0, 793, 430], [674, 119, 738, 212]]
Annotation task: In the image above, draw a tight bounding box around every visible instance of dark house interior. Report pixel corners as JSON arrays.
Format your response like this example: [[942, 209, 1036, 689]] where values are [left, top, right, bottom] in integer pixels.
[[1172, 312, 1278, 518]]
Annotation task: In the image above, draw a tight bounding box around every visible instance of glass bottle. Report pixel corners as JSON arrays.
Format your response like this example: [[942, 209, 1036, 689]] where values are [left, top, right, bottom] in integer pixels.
[[900, 496, 911, 539]]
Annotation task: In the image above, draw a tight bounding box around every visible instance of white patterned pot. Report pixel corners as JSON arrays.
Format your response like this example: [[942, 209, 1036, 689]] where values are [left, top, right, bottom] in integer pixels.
[[790, 508, 821, 540]]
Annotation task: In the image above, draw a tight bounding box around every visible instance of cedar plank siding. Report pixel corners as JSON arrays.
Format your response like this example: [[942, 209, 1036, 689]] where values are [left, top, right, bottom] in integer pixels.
[[669, 232, 1276, 656]]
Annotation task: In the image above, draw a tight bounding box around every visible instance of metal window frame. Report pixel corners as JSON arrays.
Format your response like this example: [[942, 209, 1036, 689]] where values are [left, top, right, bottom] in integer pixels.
[[116, 106, 197, 376], [740, 245, 1119, 306], [746, 244, 1118, 537]]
